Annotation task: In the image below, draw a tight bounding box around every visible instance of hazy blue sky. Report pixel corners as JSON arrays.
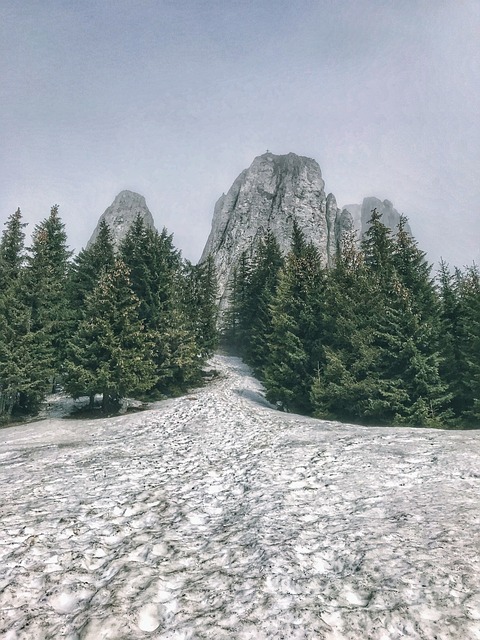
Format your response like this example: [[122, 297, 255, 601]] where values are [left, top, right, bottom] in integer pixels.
[[1, 0, 479, 267]]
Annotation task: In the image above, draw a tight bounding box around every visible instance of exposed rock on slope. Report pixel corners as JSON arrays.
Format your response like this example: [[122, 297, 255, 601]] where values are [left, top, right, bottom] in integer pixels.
[[342, 203, 362, 233], [201, 152, 352, 309], [342, 197, 411, 239], [87, 190, 156, 249]]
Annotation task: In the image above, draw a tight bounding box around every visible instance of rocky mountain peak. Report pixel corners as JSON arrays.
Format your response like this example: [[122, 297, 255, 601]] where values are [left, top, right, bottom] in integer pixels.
[[87, 190, 156, 249], [201, 152, 352, 309], [342, 197, 411, 239]]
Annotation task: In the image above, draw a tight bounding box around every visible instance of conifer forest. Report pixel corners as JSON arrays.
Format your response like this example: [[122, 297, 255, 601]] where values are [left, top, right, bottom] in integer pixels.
[[223, 213, 479, 428], [0, 206, 478, 428], [0, 207, 218, 421]]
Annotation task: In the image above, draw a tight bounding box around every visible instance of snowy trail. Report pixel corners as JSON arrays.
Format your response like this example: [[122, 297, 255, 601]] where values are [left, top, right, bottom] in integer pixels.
[[1, 356, 479, 639]]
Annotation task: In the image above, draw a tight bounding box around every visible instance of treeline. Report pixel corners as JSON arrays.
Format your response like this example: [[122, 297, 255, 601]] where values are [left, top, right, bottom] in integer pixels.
[[0, 207, 218, 422], [224, 211, 480, 428]]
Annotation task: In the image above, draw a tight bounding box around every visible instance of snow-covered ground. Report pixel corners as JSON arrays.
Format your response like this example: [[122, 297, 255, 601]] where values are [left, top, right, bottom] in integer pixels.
[[1, 356, 479, 640]]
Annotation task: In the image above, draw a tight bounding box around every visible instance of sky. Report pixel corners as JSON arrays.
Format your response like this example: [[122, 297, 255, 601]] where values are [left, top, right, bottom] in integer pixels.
[[1, 0, 479, 268]]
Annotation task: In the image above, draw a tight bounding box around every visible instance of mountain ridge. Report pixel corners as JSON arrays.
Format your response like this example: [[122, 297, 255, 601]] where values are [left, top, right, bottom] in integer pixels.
[[200, 152, 410, 309]]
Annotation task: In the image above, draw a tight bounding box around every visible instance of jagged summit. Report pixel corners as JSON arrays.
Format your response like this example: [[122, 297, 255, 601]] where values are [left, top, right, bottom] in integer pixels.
[[86, 159, 412, 309], [201, 152, 352, 309], [342, 197, 411, 239], [87, 190, 156, 249]]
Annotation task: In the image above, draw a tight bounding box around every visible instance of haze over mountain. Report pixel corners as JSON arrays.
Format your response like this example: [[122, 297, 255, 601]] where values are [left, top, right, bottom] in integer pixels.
[[343, 198, 412, 240], [200, 152, 409, 308], [87, 151, 411, 309], [1, 1, 478, 268]]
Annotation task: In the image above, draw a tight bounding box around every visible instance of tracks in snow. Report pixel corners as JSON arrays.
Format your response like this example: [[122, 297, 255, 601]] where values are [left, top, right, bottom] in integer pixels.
[[0, 355, 479, 639]]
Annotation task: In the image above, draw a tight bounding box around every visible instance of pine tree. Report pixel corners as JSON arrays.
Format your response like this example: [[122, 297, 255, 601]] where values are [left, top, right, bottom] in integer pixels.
[[311, 233, 380, 421], [222, 266, 239, 348], [120, 218, 201, 394], [245, 231, 283, 371], [392, 216, 439, 312], [263, 226, 325, 413], [154, 297, 202, 392], [0, 209, 50, 419], [0, 210, 27, 417], [312, 215, 451, 426], [222, 251, 253, 354], [183, 255, 219, 358], [0, 300, 51, 418], [437, 261, 466, 418], [386, 217, 451, 425], [0, 208, 26, 283], [68, 220, 115, 314], [457, 265, 480, 421], [64, 259, 156, 412], [371, 279, 451, 426], [24, 205, 72, 387], [263, 265, 311, 412], [121, 218, 180, 326], [361, 207, 395, 281]]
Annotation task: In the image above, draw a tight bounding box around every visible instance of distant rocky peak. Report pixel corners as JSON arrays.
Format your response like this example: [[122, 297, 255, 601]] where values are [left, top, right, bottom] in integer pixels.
[[87, 190, 156, 250], [342, 197, 411, 240], [360, 197, 411, 237]]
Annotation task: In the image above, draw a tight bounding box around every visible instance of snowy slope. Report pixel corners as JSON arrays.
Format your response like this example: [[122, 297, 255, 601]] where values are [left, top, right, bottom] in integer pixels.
[[1, 356, 479, 639]]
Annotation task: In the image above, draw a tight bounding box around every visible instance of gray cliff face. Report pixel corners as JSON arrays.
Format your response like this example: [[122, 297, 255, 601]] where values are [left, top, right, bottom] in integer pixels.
[[342, 198, 411, 240], [326, 193, 351, 267], [342, 204, 362, 235], [87, 190, 156, 250], [201, 152, 352, 309]]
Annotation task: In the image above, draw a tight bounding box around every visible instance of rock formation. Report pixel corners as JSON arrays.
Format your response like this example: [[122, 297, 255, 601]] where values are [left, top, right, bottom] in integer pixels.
[[87, 190, 156, 249], [86, 163, 412, 314], [342, 197, 411, 239], [341, 203, 362, 233], [201, 152, 352, 309]]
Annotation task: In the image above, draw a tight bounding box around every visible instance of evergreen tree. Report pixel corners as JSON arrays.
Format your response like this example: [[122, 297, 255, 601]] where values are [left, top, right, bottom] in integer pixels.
[[120, 218, 201, 394], [0, 208, 26, 282], [222, 266, 239, 347], [0, 299, 51, 418], [386, 216, 451, 425], [311, 233, 380, 421], [24, 205, 72, 387], [457, 265, 480, 421], [361, 207, 395, 281], [312, 215, 451, 426], [245, 231, 283, 370], [263, 226, 325, 413], [222, 251, 253, 354], [263, 265, 311, 412], [371, 279, 451, 426], [183, 255, 219, 358], [68, 220, 115, 314], [392, 216, 434, 308], [155, 298, 202, 392], [437, 261, 467, 418], [65, 259, 156, 412], [121, 218, 180, 326], [0, 209, 49, 419], [0, 210, 27, 418]]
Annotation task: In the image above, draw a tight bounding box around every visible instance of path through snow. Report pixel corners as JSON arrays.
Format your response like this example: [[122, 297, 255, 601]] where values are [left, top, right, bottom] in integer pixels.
[[1, 356, 479, 639]]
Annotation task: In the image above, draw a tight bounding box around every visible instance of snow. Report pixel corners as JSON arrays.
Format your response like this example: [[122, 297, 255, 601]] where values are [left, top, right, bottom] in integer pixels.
[[0, 355, 479, 639]]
